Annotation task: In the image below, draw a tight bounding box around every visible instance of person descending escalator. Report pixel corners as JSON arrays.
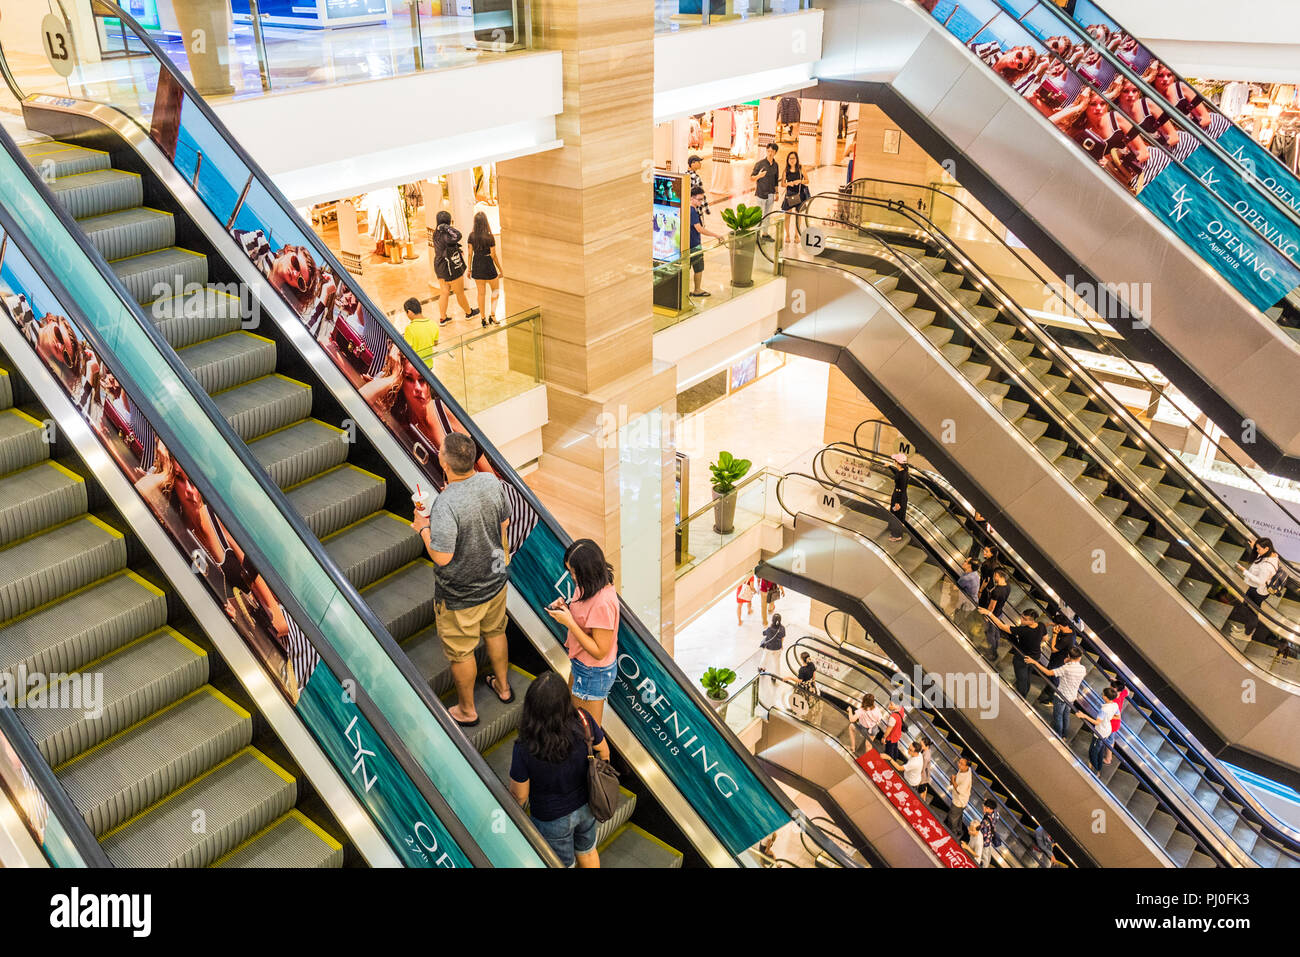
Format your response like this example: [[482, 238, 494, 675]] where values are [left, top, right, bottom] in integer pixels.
[[887, 453, 909, 542], [1229, 538, 1283, 650]]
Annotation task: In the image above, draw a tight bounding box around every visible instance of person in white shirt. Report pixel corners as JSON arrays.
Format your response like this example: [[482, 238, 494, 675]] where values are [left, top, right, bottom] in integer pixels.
[[962, 819, 983, 864], [1231, 537, 1281, 643], [946, 756, 974, 835], [916, 735, 932, 799], [1027, 647, 1086, 738], [1077, 686, 1120, 772], [902, 741, 925, 789], [846, 692, 886, 754]]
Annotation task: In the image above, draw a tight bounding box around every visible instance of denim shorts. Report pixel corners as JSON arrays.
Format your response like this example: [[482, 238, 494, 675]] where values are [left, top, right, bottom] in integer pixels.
[[571, 658, 617, 701], [532, 804, 598, 867]]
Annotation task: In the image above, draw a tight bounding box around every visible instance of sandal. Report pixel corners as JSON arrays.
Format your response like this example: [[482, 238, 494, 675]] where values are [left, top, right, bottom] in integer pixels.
[[486, 673, 515, 704], [449, 706, 480, 728]]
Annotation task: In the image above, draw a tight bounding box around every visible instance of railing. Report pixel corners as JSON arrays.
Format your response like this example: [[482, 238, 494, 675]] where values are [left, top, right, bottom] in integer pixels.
[[653, 224, 785, 334], [654, 0, 811, 34], [0, 0, 530, 110], [423, 307, 542, 415], [675, 467, 781, 575]]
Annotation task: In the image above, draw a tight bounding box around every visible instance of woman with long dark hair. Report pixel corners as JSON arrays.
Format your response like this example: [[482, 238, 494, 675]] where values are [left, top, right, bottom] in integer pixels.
[[431, 210, 478, 325], [780, 150, 807, 245], [545, 538, 619, 722], [1233, 537, 1282, 646], [508, 672, 611, 868], [467, 211, 503, 326]]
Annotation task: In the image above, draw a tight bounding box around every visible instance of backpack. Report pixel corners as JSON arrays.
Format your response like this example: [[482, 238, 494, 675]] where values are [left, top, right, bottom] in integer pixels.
[[1267, 561, 1289, 597], [441, 243, 466, 280]]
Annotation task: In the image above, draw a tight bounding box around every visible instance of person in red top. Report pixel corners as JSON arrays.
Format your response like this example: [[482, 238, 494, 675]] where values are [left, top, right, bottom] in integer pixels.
[[756, 575, 781, 626], [545, 539, 620, 724], [883, 700, 906, 764], [735, 575, 756, 625], [1103, 679, 1129, 765]]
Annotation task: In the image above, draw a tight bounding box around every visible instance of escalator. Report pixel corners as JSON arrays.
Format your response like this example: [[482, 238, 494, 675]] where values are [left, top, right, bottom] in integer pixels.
[[811, 440, 1300, 866], [809, 0, 1300, 478], [761, 471, 1242, 866], [779, 632, 1069, 867], [0, 0, 846, 868], [0, 349, 347, 868], [767, 198, 1300, 783]]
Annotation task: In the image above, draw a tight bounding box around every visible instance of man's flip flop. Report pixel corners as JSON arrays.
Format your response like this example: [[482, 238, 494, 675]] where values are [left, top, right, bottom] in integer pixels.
[[486, 674, 516, 704], [452, 714, 480, 728]]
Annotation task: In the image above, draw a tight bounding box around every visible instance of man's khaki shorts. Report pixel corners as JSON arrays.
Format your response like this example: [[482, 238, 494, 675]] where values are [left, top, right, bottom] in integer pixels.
[[436, 586, 507, 662]]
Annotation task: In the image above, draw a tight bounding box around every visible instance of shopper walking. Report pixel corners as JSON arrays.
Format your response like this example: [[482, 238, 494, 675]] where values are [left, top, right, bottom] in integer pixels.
[[544, 538, 619, 724], [780, 150, 808, 245], [847, 692, 886, 754], [757, 575, 781, 626], [431, 211, 479, 325], [759, 612, 786, 677], [686, 154, 711, 216], [412, 432, 511, 727], [887, 452, 909, 542], [882, 700, 906, 763], [467, 211, 503, 326], [688, 187, 724, 299], [1077, 685, 1121, 773], [750, 142, 781, 242], [508, 672, 610, 868], [400, 297, 438, 362], [947, 756, 974, 835], [736, 574, 756, 625], [1027, 646, 1087, 738]]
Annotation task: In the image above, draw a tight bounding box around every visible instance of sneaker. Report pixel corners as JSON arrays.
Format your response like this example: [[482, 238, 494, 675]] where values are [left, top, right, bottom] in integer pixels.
[[467, 308, 480, 319], [438, 317, 452, 325]]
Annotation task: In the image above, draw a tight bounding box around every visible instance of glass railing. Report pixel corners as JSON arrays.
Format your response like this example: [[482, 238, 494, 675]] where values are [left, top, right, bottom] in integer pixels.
[[424, 308, 542, 414], [653, 226, 784, 334], [654, 0, 811, 34], [675, 468, 780, 575], [0, 0, 528, 114], [0, 122, 542, 868]]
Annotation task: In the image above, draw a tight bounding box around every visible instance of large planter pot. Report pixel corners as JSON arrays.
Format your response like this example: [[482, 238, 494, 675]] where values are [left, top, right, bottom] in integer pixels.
[[729, 231, 758, 288], [706, 690, 730, 709], [712, 489, 737, 534]]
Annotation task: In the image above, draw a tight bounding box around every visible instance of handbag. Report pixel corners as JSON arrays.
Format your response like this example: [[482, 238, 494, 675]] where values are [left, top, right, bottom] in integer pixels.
[[578, 710, 621, 822], [739, 579, 756, 602]]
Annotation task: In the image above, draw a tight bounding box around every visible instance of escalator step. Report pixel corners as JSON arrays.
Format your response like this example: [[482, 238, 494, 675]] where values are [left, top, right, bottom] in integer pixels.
[[0, 407, 50, 476], [1109, 769, 1139, 804], [55, 686, 253, 837], [249, 419, 349, 490], [1074, 410, 1106, 433], [0, 571, 167, 678], [49, 169, 143, 220], [904, 306, 937, 329], [1053, 456, 1087, 484], [1116, 445, 1144, 469], [213, 809, 344, 869], [984, 322, 1017, 343], [1212, 539, 1243, 565], [1145, 809, 1176, 847], [212, 374, 313, 442], [1023, 357, 1053, 379], [1098, 429, 1126, 450], [481, 728, 519, 783], [20, 142, 111, 177], [939, 343, 972, 367], [1094, 496, 1129, 524], [1041, 374, 1070, 395], [974, 378, 1009, 404], [1136, 536, 1170, 563], [1124, 789, 1157, 827], [1113, 515, 1149, 543], [1003, 338, 1034, 361], [968, 303, 999, 325], [885, 289, 918, 312], [179, 332, 278, 395], [403, 628, 486, 696], [322, 512, 423, 590], [1178, 578, 1212, 609], [440, 665, 534, 754], [956, 361, 991, 387], [20, 628, 207, 767], [1200, 598, 1233, 630], [1174, 501, 1208, 528], [599, 823, 684, 868], [109, 248, 209, 306], [1188, 851, 1217, 868], [1192, 522, 1225, 549], [1072, 473, 1107, 502], [1157, 556, 1191, 586], [285, 465, 387, 540], [101, 747, 295, 868], [147, 287, 246, 350], [79, 207, 176, 263], [359, 560, 437, 641], [0, 516, 127, 622], [920, 324, 954, 348], [1058, 391, 1089, 415], [1014, 416, 1049, 445], [1032, 436, 1067, 463], [0, 460, 86, 548], [1163, 829, 1196, 867]]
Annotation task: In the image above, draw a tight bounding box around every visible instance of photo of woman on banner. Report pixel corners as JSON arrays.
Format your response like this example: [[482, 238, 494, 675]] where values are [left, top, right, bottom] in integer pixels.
[[1026, 57, 1080, 117], [1107, 77, 1183, 156], [1146, 61, 1220, 134], [1051, 88, 1151, 194], [136, 437, 318, 704], [0, 737, 48, 845]]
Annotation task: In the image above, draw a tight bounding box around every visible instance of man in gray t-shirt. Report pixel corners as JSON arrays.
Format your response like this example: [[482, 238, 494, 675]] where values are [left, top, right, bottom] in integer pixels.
[[413, 432, 514, 727]]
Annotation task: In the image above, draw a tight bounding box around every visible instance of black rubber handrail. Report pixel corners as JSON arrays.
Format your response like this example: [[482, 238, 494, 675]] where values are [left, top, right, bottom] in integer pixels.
[[0, 183, 500, 868]]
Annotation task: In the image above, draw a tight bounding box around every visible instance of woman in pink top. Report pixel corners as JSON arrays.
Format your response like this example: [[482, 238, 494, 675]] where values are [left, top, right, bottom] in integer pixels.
[[545, 539, 620, 723]]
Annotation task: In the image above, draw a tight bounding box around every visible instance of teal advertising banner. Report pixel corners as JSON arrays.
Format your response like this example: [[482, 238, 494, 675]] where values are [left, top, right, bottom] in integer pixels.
[[919, 0, 1300, 311]]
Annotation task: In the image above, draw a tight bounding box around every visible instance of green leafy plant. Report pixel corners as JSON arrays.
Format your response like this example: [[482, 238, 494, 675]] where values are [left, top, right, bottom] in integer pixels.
[[709, 450, 752, 495], [700, 666, 738, 700], [720, 202, 764, 234]]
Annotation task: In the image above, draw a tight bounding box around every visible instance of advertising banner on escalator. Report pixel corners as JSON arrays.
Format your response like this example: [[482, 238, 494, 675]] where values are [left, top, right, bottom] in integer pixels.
[[917, 0, 1300, 311], [0, 730, 49, 848], [146, 72, 793, 858], [857, 748, 976, 867], [0, 231, 469, 868]]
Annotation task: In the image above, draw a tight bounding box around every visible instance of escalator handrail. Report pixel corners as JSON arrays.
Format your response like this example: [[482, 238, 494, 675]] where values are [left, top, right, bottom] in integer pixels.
[[775, 479, 1229, 866], [791, 210, 1300, 652], [0, 174, 504, 869], [0, 705, 109, 867], [839, 176, 1300, 550], [784, 634, 1040, 865], [27, 0, 827, 861], [831, 187, 1300, 586], [823, 437, 1300, 861]]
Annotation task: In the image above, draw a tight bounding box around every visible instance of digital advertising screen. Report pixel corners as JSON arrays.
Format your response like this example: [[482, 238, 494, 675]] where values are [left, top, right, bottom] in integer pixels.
[[653, 173, 685, 263]]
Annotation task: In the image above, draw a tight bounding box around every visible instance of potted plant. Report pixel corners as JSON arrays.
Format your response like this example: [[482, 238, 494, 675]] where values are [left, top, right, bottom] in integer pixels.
[[720, 203, 765, 288], [700, 666, 737, 702], [710, 450, 752, 534]]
